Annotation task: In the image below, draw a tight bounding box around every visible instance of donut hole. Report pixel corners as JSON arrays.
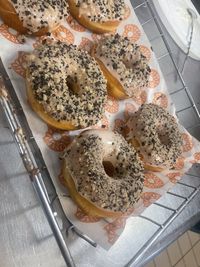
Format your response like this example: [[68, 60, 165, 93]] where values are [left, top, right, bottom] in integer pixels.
[[122, 53, 140, 69], [157, 129, 170, 145], [103, 161, 115, 178], [122, 59, 133, 69], [66, 77, 80, 95]]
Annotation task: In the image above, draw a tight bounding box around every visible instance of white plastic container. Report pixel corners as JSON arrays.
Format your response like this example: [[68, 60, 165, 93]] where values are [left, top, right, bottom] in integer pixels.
[[153, 0, 200, 60]]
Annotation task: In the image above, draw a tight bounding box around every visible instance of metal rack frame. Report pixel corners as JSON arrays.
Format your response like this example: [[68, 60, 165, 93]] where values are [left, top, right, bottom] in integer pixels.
[[0, 0, 200, 266]]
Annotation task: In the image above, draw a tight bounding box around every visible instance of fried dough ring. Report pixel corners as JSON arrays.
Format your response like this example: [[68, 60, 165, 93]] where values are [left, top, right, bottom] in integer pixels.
[[61, 160, 123, 218], [26, 71, 76, 130], [68, 0, 120, 34], [129, 138, 165, 172], [91, 45, 128, 99], [0, 0, 60, 36]]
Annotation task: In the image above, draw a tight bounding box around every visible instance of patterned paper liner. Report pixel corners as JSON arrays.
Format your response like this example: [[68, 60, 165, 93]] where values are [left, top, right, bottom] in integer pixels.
[[0, 0, 200, 249]]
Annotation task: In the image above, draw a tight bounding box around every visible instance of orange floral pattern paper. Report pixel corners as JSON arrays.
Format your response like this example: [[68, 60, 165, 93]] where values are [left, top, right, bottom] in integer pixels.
[[0, 0, 200, 250], [141, 192, 161, 207], [0, 24, 22, 44], [43, 126, 71, 152], [123, 24, 141, 42], [75, 208, 101, 223], [11, 51, 27, 78], [144, 173, 164, 189]]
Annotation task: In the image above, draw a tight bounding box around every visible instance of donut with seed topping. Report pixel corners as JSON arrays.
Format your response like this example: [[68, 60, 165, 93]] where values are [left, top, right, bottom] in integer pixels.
[[0, 0, 69, 36], [68, 0, 126, 33], [125, 104, 183, 171], [91, 34, 151, 99], [61, 129, 144, 217], [26, 41, 107, 130]]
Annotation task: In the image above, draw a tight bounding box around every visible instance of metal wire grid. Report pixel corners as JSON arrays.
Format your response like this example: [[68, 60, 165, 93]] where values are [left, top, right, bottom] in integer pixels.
[[127, 1, 200, 266], [0, 74, 75, 267], [0, 0, 199, 266]]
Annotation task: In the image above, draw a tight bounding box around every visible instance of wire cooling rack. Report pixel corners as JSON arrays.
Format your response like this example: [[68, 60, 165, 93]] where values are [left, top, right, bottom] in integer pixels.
[[0, 1, 200, 267]]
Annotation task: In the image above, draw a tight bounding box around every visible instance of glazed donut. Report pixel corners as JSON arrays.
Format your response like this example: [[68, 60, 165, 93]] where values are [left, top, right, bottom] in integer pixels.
[[125, 104, 183, 171], [61, 129, 144, 217], [26, 41, 107, 130], [68, 0, 126, 33], [0, 0, 68, 36], [91, 34, 151, 100]]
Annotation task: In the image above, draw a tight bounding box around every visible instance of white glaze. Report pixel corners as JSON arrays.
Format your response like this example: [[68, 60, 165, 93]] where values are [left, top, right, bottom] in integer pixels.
[[8, 0, 68, 33], [63, 129, 144, 212]]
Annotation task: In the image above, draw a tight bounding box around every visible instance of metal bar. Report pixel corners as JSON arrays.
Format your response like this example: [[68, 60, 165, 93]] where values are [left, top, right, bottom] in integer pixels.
[[180, 8, 196, 74], [176, 105, 193, 114], [177, 181, 197, 189], [153, 202, 176, 212], [176, 200, 187, 211], [127, 186, 200, 266], [0, 82, 51, 204], [169, 86, 187, 95], [69, 226, 97, 247], [0, 76, 75, 267], [186, 173, 200, 178], [38, 174, 51, 203], [133, 2, 146, 10], [166, 192, 187, 199], [149, 33, 164, 42], [157, 52, 169, 61], [144, 0, 200, 120], [141, 17, 154, 26], [186, 123, 200, 130], [125, 1, 200, 265], [138, 215, 163, 227], [185, 89, 200, 118], [33, 174, 75, 267]]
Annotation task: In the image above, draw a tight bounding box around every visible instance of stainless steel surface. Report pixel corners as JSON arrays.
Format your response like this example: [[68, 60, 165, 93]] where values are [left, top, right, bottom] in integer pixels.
[[0, 0, 200, 267], [0, 75, 75, 267], [0, 107, 66, 267]]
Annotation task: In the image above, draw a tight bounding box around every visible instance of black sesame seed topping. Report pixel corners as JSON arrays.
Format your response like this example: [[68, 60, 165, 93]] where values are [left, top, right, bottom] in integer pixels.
[[63, 130, 144, 212], [27, 41, 107, 128], [95, 34, 151, 98], [76, 0, 126, 22], [10, 0, 69, 33], [127, 104, 183, 168]]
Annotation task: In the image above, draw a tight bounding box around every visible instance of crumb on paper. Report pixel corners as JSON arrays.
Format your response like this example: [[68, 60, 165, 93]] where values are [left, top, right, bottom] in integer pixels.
[[0, 78, 8, 99], [17, 34, 26, 44]]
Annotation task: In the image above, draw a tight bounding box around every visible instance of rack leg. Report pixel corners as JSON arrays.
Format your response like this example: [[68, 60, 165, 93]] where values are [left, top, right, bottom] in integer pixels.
[[33, 174, 75, 267]]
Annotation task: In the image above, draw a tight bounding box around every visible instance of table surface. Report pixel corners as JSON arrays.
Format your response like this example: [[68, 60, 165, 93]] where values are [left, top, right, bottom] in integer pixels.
[[0, 2, 200, 267]]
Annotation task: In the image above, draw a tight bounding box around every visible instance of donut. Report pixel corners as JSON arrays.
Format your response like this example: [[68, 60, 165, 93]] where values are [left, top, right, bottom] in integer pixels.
[[126, 104, 183, 171], [0, 0, 68, 36], [61, 129, 144, 218], [26, 41, 107, 130], [91, 34, 151, 100], [68, 0, 126, 33]]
